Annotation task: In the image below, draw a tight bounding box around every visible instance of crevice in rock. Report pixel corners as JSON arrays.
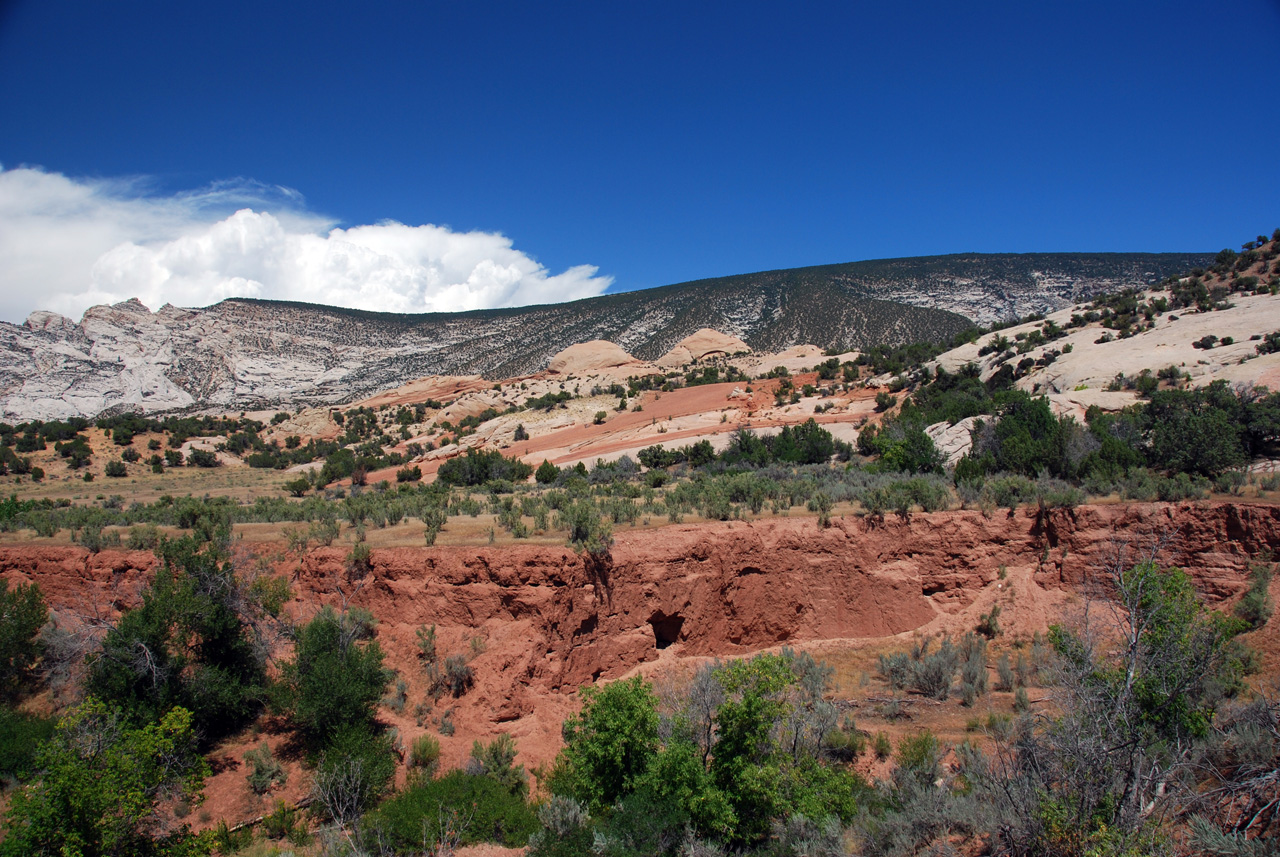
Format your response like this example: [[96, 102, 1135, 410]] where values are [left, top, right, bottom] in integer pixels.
[[649, 611, 685, 649]]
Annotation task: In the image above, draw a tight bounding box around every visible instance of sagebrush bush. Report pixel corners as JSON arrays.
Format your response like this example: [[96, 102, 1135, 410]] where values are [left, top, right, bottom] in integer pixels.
[[983, 474, 1037, 510], [243, 742, 285, 795], [468, 732, 528, 798], [1234, 561, 1274, 629], [995, 653, 1015, 692], [876, 651, 912, 691], [408, 733, 441, 771], [878, 636, 961, 700], [910, 637, 959, 700], [959, 633, 988, 705]]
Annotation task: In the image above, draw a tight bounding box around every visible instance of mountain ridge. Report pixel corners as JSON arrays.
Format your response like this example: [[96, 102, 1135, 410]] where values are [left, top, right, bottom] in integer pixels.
[[0, 250, 1211, 421]]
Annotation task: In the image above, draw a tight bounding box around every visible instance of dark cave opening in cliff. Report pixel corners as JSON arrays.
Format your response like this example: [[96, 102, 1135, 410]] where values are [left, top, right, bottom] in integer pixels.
[[649, 611, 685, 649]]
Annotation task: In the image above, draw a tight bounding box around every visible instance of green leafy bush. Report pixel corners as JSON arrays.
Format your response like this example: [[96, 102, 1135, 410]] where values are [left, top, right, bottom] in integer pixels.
[[0, 707, 54, 782], [0, 700, 207, 857], [0, 580, 45, 701], [277, 606, 390, 747], [86, 535, 266, 744], [362, 769, 539, 851], [310, 726, 396, 826], [1234, 561, 1274, 629]]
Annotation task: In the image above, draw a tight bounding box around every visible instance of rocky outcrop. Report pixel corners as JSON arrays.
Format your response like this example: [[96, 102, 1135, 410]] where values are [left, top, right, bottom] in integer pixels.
[[657, 328, 751, 368], [546, 340, 644, 375], [926, 416, 981, 465]]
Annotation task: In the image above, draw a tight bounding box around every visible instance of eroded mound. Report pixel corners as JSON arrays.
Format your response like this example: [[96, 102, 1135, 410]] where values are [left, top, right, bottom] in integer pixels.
[[657, 328, 751, 367], [546, 339, 643, 374]]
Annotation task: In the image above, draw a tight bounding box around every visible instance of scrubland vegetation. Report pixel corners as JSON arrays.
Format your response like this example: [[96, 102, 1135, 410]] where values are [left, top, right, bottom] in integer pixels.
[[5, 360, 1280, 558], [1, 233, 1279, 855]]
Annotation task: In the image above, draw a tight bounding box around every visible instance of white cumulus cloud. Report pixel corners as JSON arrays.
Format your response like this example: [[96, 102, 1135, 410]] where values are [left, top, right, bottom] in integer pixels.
[[0, 166, 612, 324]]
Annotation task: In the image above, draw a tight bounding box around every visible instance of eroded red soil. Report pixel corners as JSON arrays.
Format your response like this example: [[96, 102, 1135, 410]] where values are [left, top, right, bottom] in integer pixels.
[[3, 501, 1277, 831]]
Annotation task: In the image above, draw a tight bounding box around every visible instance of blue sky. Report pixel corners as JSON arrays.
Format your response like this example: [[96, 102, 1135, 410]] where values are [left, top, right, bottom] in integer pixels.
[[1, 1, 1278, 322]]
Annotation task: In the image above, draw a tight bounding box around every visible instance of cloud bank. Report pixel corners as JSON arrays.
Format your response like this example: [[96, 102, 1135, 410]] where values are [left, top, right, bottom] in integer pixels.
[[0, 166, 611, 324]]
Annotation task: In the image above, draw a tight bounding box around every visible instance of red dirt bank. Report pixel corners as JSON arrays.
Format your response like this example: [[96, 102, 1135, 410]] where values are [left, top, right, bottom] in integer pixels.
[[2, 501, 1275, 826]]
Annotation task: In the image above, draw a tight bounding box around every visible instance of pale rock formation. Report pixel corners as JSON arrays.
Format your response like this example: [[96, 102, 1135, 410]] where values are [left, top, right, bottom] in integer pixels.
[[656, 328, 751, 368], [926, 416, 981, 465], [546, 340, 643, 375]]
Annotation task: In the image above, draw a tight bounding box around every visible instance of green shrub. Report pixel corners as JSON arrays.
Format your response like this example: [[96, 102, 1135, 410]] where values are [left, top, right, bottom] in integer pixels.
[[310, 726, 396, 827], [977, 604, 1002, 639], [86, 535, 267, 745], [1234, 561, 1274, 629], [0, 701, 206, 857], [278, 606, 390, 747], [409, 733, 441, 772], [362, 770, 539, 851], [911, 637, 959, 700], [536, 459, 560, 484], [244, 742, 286, 795], [188, 448, 220, 468], [1157, 471, 1210, 502], [983, 473, 1037, 510], [211, 820, 253, 853], [822, 720, 865, 761], [347, 541, 373, 576], [0, 707, 55, 782], [0, 579, 46, 701], [468, 732, 528, 798], [557, 500, 613, 556], [895, 730, 941, 786], [896, 476, 951, 512], [1035, 479, 1085, 510], [860, 413, 943, 474], [959, 632, 988, 706], [877, 651, 913, 691], [437, 448, 533, 487], [994, 652, 1015, 692], [443, 654, 474, 697], [125, 524, 161, 551]]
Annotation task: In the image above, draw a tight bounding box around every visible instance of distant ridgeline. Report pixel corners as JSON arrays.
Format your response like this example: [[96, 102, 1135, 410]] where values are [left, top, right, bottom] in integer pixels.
[[0, 251, 1207, 420]]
